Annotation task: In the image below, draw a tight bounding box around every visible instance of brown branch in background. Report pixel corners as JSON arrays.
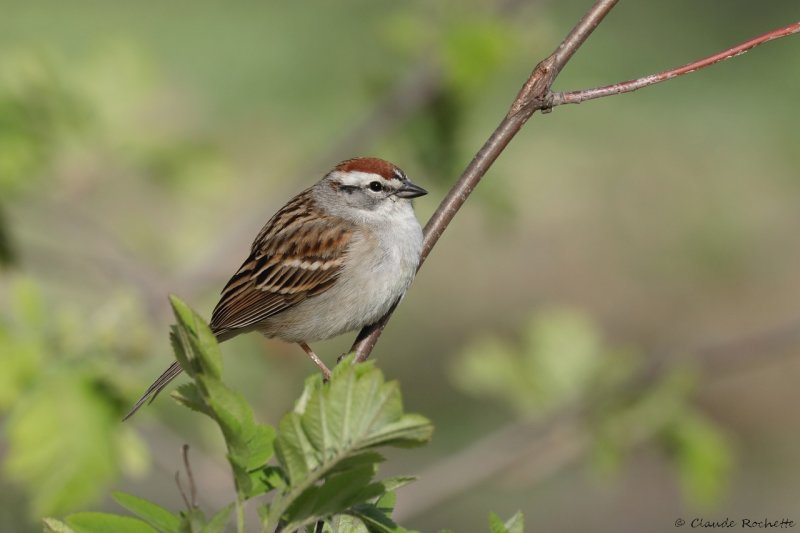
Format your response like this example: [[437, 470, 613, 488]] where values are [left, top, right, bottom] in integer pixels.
[[175, 444, 198, 510], [550, 20, 800, 107], [352, 5, 800, 363]]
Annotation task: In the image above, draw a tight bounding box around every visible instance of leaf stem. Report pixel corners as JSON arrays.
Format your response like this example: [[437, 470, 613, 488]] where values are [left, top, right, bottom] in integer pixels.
[[236, 495, 245, 533]]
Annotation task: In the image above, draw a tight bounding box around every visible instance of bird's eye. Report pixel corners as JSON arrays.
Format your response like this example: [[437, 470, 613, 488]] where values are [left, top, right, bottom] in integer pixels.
[[368, 181, 383, 192]]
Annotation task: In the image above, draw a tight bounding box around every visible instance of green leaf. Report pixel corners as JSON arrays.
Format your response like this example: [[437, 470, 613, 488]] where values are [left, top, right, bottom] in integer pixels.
[[167, 296, 275, 499], [43, 518, 77, 533], [663, 411, 732, 507], [489, 513, 506, 533], [168, 295, 222, 379], [65, 512, 156, 533], [332, 514, 370, 533], [284, 465, 381, 526], [266, 357, 433, 530], [274, 359, 432, 485], [327, 451, 385, 476], [452, 309, 602, 416], [112, 492, 180, 533], [171, 383, 210, 415], [3, 370, 119, 516], [489, 511, 524, 533], [503, 511, 524, 533], [377, 476, 416, 493], [341, 496, 419, 533], [200, 503, 234, 533], [260, 465, 288, 491], [169, 328, 193, 378], [177, 508, 207, 533]]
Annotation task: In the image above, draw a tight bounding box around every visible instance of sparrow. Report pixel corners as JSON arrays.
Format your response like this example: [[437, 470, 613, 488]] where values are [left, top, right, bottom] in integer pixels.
[[124, 157, 427, 419]]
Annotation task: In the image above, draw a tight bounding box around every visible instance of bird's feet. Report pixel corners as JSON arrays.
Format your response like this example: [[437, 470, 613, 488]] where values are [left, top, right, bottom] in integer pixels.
[[298, 342, 332, 381]]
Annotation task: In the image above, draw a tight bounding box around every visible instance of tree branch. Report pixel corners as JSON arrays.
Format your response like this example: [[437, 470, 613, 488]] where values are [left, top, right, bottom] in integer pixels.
[[352, 0, 621, 362], [551, 20, 800, 107], [352, 5, 800, 363]]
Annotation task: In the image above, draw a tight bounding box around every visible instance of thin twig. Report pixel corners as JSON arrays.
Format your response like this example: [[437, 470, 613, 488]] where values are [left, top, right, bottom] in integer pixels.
[[175, 471, 191, 511], [174, 444, 199, 511], [181, 444, 198, 508], [551, 20, 800, 106]]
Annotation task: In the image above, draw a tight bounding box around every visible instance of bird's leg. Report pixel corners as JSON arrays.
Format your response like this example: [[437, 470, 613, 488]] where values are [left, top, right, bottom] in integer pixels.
[[298, 342, 332, 381]]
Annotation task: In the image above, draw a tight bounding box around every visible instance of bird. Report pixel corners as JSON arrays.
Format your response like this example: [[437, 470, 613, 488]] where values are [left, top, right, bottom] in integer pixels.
[[123, 157, 427, 420]]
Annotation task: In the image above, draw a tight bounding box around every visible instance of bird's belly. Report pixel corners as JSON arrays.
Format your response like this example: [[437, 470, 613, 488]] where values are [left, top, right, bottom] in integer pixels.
[[258, 229, 420, 343]]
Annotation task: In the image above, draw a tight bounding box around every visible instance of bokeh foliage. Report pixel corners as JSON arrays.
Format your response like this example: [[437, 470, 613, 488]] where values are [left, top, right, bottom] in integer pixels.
[[43, 298, 524, 533], [451, 309, 733, 506], [0, 1, 798, 532], [1, 278, 150, 517]]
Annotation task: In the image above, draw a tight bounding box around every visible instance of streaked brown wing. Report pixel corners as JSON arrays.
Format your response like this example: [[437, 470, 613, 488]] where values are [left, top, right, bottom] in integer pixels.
[[209, 190, 353, 337]]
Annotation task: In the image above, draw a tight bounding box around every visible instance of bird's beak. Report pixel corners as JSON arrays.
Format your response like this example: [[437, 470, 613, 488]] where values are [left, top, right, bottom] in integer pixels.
[[396, 181, 428, 199]]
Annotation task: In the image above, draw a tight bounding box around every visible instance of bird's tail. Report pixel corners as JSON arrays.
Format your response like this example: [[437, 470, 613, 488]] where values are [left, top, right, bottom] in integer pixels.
[[122, 361, 184, 421]]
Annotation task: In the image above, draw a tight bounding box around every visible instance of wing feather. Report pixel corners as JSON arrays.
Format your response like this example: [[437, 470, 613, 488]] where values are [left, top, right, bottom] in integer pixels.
[[209, 189, 353, 337]]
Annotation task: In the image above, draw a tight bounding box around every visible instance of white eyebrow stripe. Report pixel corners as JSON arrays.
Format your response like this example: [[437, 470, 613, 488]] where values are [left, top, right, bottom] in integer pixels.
[[330, 170, 387, 187]]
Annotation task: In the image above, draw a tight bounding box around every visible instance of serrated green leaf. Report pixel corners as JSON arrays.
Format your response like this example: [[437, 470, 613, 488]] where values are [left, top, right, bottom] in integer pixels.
[[169, 295, 221, 379], [284, 465, 380, 526], [167, 296, 275, 499], [112, 492, 180, 533], [267, 359, 432, 530], [66, 512, 156, 533], [171, 383, 209, 415]]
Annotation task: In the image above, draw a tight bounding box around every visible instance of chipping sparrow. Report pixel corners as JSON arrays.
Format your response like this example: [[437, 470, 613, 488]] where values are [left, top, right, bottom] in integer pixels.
[[124, 157, 427, 419]]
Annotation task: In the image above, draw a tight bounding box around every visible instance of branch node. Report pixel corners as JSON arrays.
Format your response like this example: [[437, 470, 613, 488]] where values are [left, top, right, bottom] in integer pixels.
[[509, 55, 557, 118]]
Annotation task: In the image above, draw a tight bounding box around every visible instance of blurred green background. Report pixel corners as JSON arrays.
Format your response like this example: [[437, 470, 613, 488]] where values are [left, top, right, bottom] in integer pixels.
[[1, 0, 799, 531]]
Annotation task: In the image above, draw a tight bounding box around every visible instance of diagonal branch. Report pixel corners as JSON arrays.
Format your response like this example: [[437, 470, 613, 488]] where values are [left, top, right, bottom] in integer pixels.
[[352, 4, 800, 363], [352, 0, 621, 361]]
